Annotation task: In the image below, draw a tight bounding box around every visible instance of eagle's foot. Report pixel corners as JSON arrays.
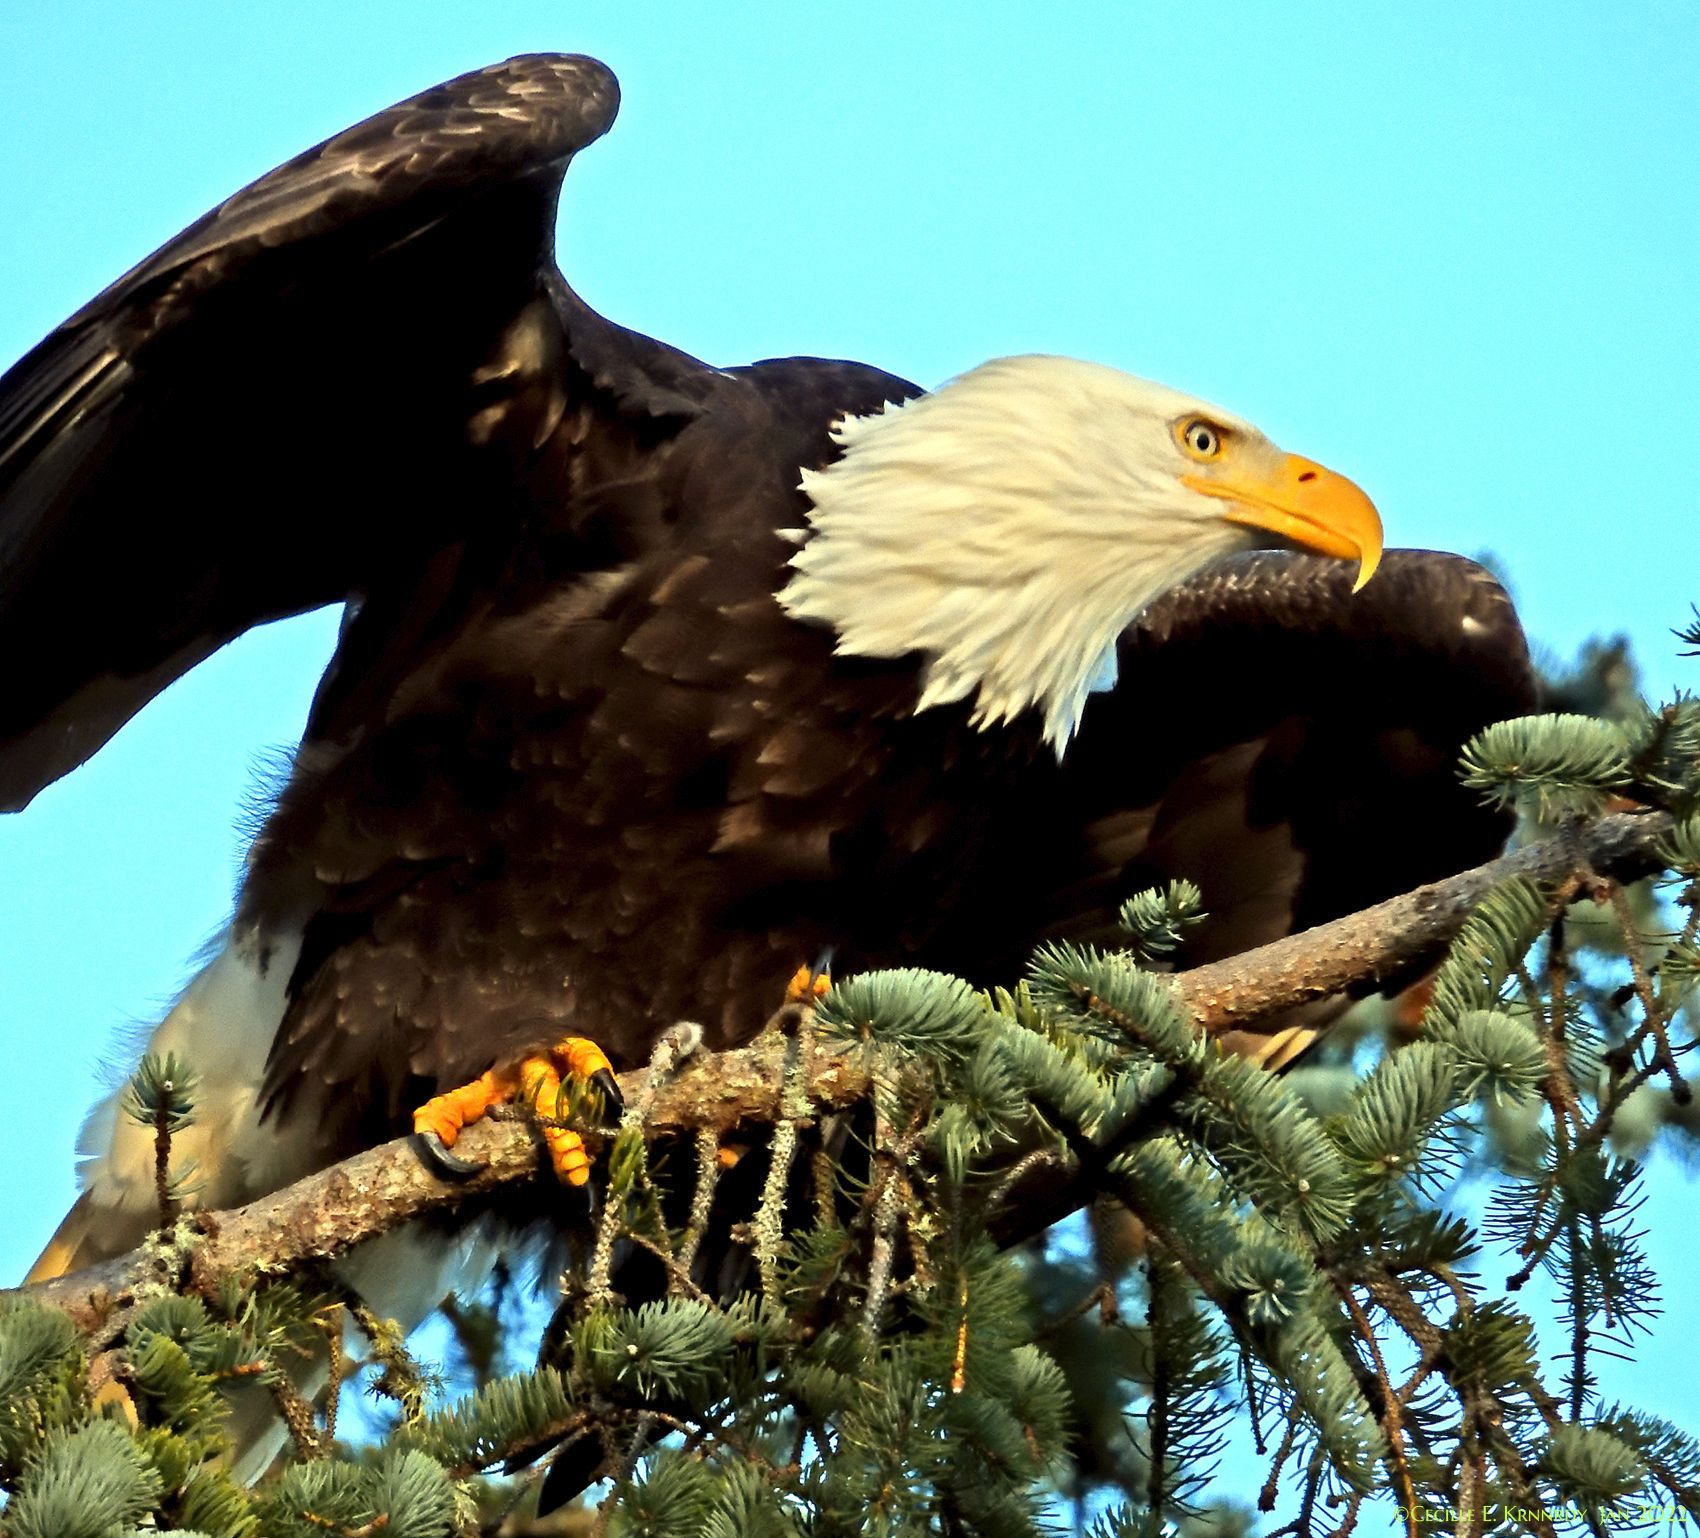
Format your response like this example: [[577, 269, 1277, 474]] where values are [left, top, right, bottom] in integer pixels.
[[411, 1038, 624, 1186], [785, 962, 832, 1004], [413, 1069, 507, 1178], [518, 1038, 623, 1187]]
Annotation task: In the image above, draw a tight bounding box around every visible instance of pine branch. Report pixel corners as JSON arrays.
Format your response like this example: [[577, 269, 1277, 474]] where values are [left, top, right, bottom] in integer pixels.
[[15, 809, 1675, 1338]]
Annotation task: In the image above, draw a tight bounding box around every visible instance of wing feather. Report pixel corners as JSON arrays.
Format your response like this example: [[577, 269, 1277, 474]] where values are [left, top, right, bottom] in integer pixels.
[[0, 55, 623, 809], [993, 549, 1536, 1046]]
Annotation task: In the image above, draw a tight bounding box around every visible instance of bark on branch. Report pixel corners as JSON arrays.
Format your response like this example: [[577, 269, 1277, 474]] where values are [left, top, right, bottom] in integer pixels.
[[16, 808, 1674, 1335], [21, 1032, 872, 1338], [1175, 808, 1674, 1033]]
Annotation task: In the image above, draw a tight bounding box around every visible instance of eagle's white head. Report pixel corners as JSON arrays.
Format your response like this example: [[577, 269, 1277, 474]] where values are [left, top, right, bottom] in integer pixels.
[[778, 355, 1382, 754]]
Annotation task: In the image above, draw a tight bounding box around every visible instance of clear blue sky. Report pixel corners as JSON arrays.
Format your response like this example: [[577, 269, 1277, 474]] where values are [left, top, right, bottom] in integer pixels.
[[2, 1, 1696, 1519]]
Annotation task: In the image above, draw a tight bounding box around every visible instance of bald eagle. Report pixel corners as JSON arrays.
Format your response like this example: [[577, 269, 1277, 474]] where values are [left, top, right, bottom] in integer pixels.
[[9, 56, 1529, 1331]]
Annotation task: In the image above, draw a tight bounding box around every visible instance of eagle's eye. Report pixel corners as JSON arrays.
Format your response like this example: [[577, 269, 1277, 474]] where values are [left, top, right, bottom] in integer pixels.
[[1178, 418, 1226, 461]]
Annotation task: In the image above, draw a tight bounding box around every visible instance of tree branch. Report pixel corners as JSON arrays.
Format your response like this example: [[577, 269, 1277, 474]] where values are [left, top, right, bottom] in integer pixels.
[[22, 1033, 871, 1337], [1174, 809, 1673, 1033], [15, 809, 1674, 1332]]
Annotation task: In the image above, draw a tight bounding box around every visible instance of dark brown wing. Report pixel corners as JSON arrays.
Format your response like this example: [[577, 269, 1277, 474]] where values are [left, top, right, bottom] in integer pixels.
[[944, 549, 1535, 1061], [0, 54, 633, 810]]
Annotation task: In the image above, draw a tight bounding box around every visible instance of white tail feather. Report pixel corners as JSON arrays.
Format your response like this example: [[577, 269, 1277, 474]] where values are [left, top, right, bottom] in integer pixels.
[[34, 921, 495, 1480], [33, 910, 496, 1359], [66, 923, 310, 1251]]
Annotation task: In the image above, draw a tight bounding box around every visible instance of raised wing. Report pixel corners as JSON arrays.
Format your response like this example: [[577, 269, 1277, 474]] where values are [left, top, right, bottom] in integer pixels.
[[0, 55, 629, 810]]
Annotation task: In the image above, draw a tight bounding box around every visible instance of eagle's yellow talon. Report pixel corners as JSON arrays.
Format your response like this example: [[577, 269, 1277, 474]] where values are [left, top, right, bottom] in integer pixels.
[[555, 1035, 615, 1083], [412, 1069, 506, 1149], [786, 963, 831, 1003], [548, 1131, 593, 1186], [518, 1053, 594, 1185], [411, 1037, 617, 1186]]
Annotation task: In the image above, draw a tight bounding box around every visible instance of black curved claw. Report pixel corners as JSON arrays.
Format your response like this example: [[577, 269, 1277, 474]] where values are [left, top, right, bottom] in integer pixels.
[[590, 1067, 624, 1114], [414, 1129, 487, 1179]]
